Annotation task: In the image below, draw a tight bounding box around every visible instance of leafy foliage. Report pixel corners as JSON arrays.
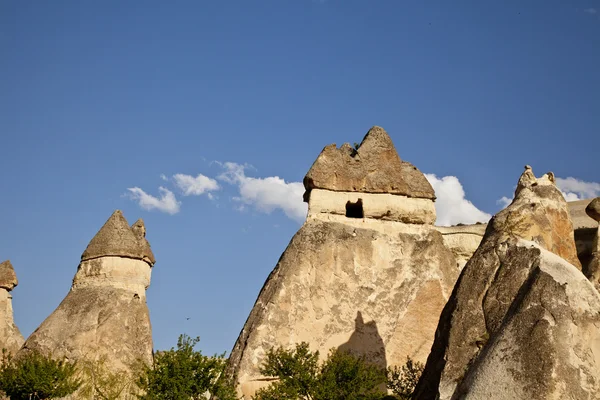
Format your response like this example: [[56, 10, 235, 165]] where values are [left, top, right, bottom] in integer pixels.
[[253, 342, 387, 400], [78, 356, 141, 400], [0, 349, 81, 400], [386, 357, 424, 400], [136, 334, 236, 400]]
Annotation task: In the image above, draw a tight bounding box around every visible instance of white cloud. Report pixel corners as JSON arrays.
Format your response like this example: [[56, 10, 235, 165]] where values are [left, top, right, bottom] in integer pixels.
[[555, 177, 600, 200], [173, 173, 220, 196], [497, 196, 513, 209], [127, 186, 181, 215], [425, 174, 491, 226], [159, 174, 168, 181], [218, 162, 308, 222]]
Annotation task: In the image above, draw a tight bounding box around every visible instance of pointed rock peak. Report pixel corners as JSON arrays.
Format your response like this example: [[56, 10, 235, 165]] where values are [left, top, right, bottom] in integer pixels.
[[355, 126, 395, 155], [131, 219, 156, 265], [81, 210, 151, 264], [132, 219, 146, 239], [514, 165, 557, 198], [492, 166, 580, 268], [0, 260, 18, 291], [586, 198, 600, 222], [303, 126, 435, 200]]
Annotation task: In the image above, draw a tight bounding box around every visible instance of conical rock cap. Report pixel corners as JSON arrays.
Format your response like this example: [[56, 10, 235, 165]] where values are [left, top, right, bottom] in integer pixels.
[[303, 126, 434, 200], [81, 210, 154, 265], [0, 260, 18, 291]]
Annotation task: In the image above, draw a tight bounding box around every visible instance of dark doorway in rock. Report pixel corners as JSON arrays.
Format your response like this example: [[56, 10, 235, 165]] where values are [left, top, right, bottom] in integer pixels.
[[346, 199, 364, 218]]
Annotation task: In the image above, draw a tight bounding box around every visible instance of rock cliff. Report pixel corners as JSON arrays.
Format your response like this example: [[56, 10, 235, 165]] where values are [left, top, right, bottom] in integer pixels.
[[19, 210, 155, 376], [227, 126, 459, 399], [414, 167, 600, 400], [0, 260, 24, 356]]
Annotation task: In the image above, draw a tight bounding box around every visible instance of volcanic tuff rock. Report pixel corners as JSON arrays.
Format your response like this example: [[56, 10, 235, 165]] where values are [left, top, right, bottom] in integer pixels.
[[227, 126, 458, 399], [585, 198, 600, 291], [20, 211, 155, 377], [587, 197, 600, 222], [414, 167, 600, 400], [0, 260, 24, 355], [303, 126, 435, 200]]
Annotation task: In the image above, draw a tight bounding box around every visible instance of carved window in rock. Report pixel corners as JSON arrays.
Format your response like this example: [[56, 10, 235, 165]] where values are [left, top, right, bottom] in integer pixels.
[[346, 199, 364, 218]]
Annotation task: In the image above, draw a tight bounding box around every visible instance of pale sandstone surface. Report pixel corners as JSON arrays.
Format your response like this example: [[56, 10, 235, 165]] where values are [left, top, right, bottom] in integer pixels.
[[303, 126, 435, 200], [452, 240, 600, 400], [308, 189, 436, 224], [19, 211, 155, 379], [571, 198, 598, 228], [434, 225, 486, 270], [0, 260, 24, 355], [414, 168, 596, 400], [227, 213, 458, 399]]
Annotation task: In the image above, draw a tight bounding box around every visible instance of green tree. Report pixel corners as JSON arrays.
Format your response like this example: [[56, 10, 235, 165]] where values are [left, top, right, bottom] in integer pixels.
[[386, 357, 424, 400], [253, 343, 387, 400], [78, 356, 142, 400], [136, 334, 236, 400], [0, 349, 81, 400]]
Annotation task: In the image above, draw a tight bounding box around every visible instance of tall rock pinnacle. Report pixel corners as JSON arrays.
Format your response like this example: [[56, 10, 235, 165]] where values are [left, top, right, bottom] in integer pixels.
[[226, 126, 459, 399], [0, 260, 24, 355], [20, 210, 155, 381], [414, 167, 600, 399]]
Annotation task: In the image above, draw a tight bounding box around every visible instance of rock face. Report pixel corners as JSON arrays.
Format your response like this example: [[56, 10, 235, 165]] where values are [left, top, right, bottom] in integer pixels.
[[436, 199, 599, 277], [435, 224, 487, 270], [584, 198, 600, 290], [227, 126, 458, 399], [20, 211, 155, 375], [414, 168, 600, 400], [0, 260, 24, 355], [586, 198, 600, 222]]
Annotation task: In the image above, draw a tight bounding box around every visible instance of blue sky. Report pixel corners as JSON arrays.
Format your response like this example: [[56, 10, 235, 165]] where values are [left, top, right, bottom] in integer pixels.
[[1, 1, 599, 356]]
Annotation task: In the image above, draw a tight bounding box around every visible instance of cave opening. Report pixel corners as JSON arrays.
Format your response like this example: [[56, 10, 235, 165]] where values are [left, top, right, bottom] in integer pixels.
[[345, 199, 364, 218]]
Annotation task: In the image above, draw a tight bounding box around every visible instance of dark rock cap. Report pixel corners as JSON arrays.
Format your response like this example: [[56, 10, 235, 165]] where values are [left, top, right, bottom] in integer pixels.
[[131, 219, 156, 265], [585, 197, 600, 222], [81, 210, 155, 265], [303, 126, 435, 201], [0, 260, 18, 291]]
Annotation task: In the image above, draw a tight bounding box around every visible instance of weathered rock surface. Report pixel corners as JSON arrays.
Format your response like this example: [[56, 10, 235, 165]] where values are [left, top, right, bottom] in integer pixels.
[[0, 260, 24, 355], [587, 198, 600, 222], [20, 211, 155, 376], [414, 167, 598, 400], [303, 126, 435, 200], [81, 211, 155, 264], [227, 216, 458, 398], [435, 224, 487, 270]]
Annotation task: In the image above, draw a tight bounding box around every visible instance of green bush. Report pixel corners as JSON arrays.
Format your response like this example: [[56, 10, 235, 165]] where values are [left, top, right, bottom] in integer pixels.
[[253, 342, 387, 400], [386, 357, 424, 400], [136, 334, 236, 400], [0, 349, 81, 400], [78, 356, 142, 400]]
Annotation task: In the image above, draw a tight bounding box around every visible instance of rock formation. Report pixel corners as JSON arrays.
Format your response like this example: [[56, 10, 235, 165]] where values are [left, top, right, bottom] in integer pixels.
[[227, 126, 459, 399], [414, 167, 600, 400], [0, 260, 24, 355], [585, 197, 600, 290], [436, 198, 598, 278], [19, 210, 155, 375]]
